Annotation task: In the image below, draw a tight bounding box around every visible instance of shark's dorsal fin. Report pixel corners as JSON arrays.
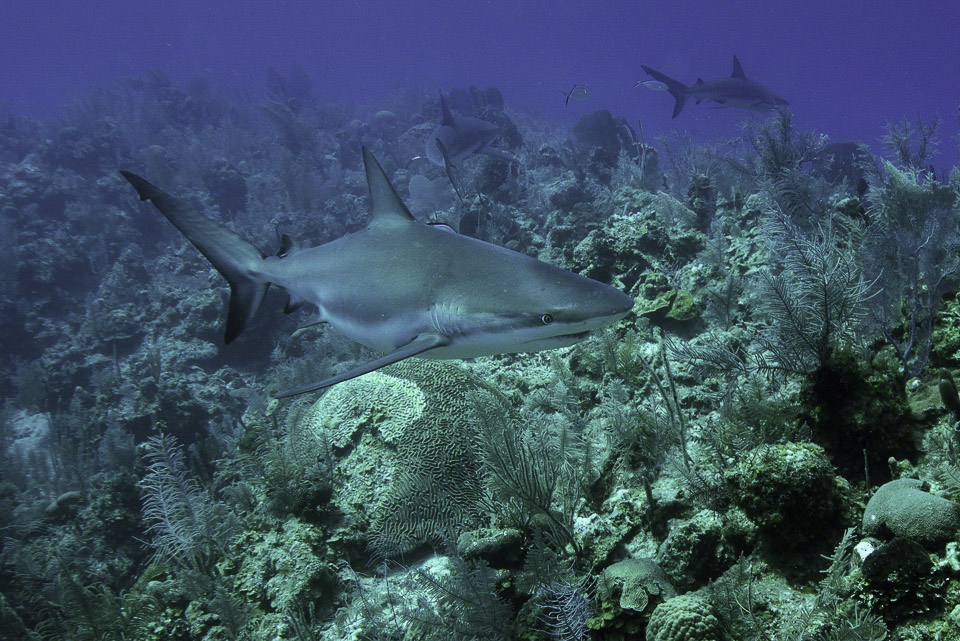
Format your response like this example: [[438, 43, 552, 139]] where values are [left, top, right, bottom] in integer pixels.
[[440, 92, 456, 128], [731, 55, 746, 80], [361, 147, 416, 228]]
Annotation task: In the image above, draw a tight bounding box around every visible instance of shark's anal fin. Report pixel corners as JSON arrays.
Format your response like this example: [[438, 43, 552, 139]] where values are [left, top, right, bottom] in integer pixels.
[[277, 233, 298, 258], [274, 333, 450, 399]]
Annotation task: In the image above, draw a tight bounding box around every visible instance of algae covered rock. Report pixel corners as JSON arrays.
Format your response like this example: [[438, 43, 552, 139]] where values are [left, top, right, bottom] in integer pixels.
[[863, 478, 960, 545], [646, 593, 722, 641], [656, 509, 730, 590], [724, 442, 851, 557], [800, 348, 917, 484], [457, 527, 524, 567], [861, 536, 943, 618], [571, 190, 705, 314]]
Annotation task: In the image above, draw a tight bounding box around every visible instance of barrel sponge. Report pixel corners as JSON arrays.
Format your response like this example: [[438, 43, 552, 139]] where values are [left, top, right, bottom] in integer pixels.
[[862, 478, 960, 545], [645, 594, 722, 641], [598, 558, 676, 612]]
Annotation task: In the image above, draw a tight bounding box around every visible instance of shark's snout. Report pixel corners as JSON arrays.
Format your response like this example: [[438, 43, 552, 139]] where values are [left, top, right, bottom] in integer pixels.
[[611, 288, 635, 316], [591, 284, 635, 321]]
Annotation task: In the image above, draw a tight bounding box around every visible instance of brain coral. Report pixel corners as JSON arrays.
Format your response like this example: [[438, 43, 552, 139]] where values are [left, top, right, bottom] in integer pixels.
[[862, 478, 960, 545], [292, 371, 425, 450], [598, 557, 676, 613], [294, 359, 487, 556], [645, 593, 722, 641]]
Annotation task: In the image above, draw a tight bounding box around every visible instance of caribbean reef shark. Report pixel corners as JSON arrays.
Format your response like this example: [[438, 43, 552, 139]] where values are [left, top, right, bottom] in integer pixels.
[[640, 55, 788, 118], [120, 148, 633, 398], [426, 93, 519, 199]]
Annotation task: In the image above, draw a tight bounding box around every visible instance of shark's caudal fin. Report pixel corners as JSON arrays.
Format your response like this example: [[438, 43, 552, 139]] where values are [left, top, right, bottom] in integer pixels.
[[119, 171, 268, 343], [640, 65, 689, 119]]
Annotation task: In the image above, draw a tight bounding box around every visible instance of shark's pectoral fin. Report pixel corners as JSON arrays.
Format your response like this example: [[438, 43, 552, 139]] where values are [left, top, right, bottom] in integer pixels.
[[274, 333, 450, 399]]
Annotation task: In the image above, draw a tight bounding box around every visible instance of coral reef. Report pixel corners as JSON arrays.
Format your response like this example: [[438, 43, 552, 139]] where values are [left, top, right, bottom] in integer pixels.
[[2, 72, 960, 641]]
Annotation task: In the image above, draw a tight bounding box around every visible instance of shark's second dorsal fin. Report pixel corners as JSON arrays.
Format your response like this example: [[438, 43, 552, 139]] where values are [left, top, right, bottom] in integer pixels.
[[731, 55, 746, 80], [439, 92, 456, 128], [362, 147, 416, 228]]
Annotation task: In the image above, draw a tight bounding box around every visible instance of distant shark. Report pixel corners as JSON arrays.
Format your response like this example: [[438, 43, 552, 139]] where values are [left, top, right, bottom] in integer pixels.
[[120, 148, 633, 397], [640, 55, 788, 118], [426, 93, 519, 199]]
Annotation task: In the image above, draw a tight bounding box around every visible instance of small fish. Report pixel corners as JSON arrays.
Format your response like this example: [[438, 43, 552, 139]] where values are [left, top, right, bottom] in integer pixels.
[[560, 84, 590, 106], [426, 221, 458, 233], [635, 79, 668, 92]]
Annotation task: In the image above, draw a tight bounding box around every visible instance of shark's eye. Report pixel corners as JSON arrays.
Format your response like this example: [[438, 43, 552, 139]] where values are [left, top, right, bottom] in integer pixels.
[[541, 314, 554, 325]]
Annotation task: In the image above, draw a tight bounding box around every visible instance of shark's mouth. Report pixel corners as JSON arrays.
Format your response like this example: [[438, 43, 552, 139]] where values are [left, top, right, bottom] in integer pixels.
[[520, 330, 592, 352]]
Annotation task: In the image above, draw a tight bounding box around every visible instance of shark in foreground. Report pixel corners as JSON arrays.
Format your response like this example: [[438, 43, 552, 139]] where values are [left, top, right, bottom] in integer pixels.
[[640, 55, 788, 118], [120, 148, 634, 398], [425, 93, 519, 199]]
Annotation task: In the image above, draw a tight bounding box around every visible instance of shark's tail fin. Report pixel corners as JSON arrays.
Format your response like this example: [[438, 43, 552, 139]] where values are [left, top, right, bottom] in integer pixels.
[[640, 65, 689, 118], [120, 171, 268, 343]]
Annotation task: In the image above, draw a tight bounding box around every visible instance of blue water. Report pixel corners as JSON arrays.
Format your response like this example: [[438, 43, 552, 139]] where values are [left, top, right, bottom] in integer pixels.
[[3, 0, 958, 166]]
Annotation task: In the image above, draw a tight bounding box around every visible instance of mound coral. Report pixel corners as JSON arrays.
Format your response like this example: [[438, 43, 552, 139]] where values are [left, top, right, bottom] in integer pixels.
[[646, 593, 722, 641]]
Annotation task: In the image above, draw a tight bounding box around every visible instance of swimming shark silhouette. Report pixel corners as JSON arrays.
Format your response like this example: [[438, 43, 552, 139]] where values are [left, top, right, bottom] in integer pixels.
[[640, 55, 788, 118], [426, 93, 519, 199], [120, 148, 633, 397]]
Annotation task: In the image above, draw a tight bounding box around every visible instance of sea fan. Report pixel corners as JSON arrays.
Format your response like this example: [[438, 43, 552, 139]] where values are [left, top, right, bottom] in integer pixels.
[[140, 434, 235, 568]]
